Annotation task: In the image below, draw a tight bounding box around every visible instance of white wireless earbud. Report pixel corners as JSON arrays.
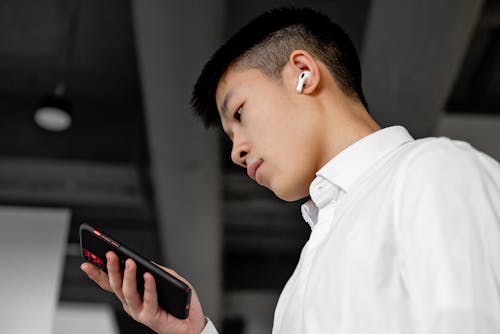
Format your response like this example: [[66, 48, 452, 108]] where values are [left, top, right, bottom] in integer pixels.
[[296, 71, 312, 93]]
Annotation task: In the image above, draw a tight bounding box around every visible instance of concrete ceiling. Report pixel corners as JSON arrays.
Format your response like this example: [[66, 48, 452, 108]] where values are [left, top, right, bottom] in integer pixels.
[[0, 0, 146, 163], [0, 0, 497, 164], [0, 0, 498, 331]]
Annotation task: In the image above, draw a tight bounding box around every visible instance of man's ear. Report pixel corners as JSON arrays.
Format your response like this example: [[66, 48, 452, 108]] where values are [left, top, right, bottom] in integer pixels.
[[284, 50, 321, 95]]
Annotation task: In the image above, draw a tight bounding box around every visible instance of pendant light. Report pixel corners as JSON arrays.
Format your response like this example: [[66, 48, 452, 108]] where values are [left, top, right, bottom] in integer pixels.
[[35, 0, 81, 132]]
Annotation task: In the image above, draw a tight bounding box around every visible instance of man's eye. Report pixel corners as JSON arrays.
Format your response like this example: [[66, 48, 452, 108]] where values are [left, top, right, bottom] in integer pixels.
[[233, 107, 242, 122]]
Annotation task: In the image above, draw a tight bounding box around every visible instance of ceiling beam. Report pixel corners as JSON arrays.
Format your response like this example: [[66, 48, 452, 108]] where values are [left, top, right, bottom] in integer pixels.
[[361, 0, 484, 137], [0, 158, 146, 208], [131, 0, 225, 323]]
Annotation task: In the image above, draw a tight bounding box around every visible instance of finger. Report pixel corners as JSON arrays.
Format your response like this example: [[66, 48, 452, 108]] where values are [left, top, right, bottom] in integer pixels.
[[142, 272, 159, 316], [106, 252, 125, 302], [122, 258, 142, 311], [80, 262, 112, 292]]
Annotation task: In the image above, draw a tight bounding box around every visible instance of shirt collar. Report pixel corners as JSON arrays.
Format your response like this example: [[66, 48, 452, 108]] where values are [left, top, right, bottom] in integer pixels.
[[316, 125, 414, 193], [301, 199, 318, 229], [301, 126, 414, 227]]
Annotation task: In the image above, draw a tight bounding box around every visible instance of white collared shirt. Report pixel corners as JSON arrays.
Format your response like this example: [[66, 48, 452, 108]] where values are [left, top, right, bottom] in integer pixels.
[[272, 126, 500, 334], [203, 126, 500, 334]]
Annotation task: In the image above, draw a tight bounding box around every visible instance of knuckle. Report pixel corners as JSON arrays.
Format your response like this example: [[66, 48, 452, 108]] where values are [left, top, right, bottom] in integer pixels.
[[138, 312, 153, 326], [123, 305, 138, 321], [108, 280, 118, 292], [123, 289, 134, 302], [109, 277, 122, 292]]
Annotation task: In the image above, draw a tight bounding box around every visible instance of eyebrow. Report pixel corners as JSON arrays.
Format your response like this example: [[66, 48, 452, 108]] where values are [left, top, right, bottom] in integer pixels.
[[220, 90, 234, 116]]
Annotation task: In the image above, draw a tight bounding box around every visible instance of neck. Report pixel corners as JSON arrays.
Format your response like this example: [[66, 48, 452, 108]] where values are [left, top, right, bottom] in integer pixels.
[[316, 94, 381, 170]]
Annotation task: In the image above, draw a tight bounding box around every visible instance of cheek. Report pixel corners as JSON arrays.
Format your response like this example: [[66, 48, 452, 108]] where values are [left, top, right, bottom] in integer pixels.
[[267, 149, 317, 201]]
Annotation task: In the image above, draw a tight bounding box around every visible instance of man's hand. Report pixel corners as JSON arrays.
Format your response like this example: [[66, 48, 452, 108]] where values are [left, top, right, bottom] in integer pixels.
[[81, 252, 207, 334]]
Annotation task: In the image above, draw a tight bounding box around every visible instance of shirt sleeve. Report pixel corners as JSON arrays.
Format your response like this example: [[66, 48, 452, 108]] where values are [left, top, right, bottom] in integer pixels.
[[397, 143, 500, 334], [200, 317, 219, 334]]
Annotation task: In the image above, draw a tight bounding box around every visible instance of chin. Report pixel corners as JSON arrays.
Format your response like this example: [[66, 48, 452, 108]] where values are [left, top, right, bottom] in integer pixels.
[[272, 185, 309, 202], [264, 174, 310, 202]]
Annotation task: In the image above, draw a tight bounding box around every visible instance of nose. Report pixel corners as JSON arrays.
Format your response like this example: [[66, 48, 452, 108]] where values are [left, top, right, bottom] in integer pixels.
[[231, 134, 248, 168]]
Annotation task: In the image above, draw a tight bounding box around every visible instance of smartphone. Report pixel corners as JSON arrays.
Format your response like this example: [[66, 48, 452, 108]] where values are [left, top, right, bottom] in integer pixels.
[[79, 223, 191, 319]]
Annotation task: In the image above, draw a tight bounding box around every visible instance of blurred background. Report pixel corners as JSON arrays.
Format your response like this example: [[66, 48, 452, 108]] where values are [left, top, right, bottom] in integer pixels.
[[0, 0, 498, 333]]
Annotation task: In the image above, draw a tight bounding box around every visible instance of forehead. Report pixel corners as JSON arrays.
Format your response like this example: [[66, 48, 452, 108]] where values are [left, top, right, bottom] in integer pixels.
[[215, 68, 275, 134], [215, 67, 270, 107]]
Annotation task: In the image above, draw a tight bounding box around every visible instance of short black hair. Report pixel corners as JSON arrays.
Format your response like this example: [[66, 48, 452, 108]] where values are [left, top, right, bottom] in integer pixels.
[[191, 7, 368, 128]]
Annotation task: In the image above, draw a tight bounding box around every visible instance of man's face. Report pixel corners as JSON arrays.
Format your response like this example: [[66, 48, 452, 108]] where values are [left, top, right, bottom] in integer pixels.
[[215, 67, 323, 201]]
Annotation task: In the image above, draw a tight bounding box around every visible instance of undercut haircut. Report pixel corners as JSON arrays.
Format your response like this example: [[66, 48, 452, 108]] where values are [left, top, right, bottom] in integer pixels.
[[191, 7, 368, 128]]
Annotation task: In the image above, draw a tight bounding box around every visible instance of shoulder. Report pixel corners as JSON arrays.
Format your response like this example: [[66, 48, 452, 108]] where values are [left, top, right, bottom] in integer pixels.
[[395, 136, 489, 184], [389, 136, 500, 216]]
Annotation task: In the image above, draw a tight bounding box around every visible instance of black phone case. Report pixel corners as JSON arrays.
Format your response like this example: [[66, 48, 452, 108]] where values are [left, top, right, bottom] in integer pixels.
[[79, 223, 191, 319]]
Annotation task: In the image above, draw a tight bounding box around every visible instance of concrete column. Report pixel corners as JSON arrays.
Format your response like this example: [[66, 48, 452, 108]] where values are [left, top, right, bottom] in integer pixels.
[[0, 206, 70, 334], [361, 0, 484, 137], [131, 0, 224, 323]]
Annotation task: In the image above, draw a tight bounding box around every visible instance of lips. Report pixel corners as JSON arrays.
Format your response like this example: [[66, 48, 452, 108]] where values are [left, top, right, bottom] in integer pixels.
[[247, 160, 263, 181]]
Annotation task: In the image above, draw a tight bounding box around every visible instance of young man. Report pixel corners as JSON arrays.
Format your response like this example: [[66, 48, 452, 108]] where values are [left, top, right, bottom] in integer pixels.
[[82, 7, 500, 334]]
